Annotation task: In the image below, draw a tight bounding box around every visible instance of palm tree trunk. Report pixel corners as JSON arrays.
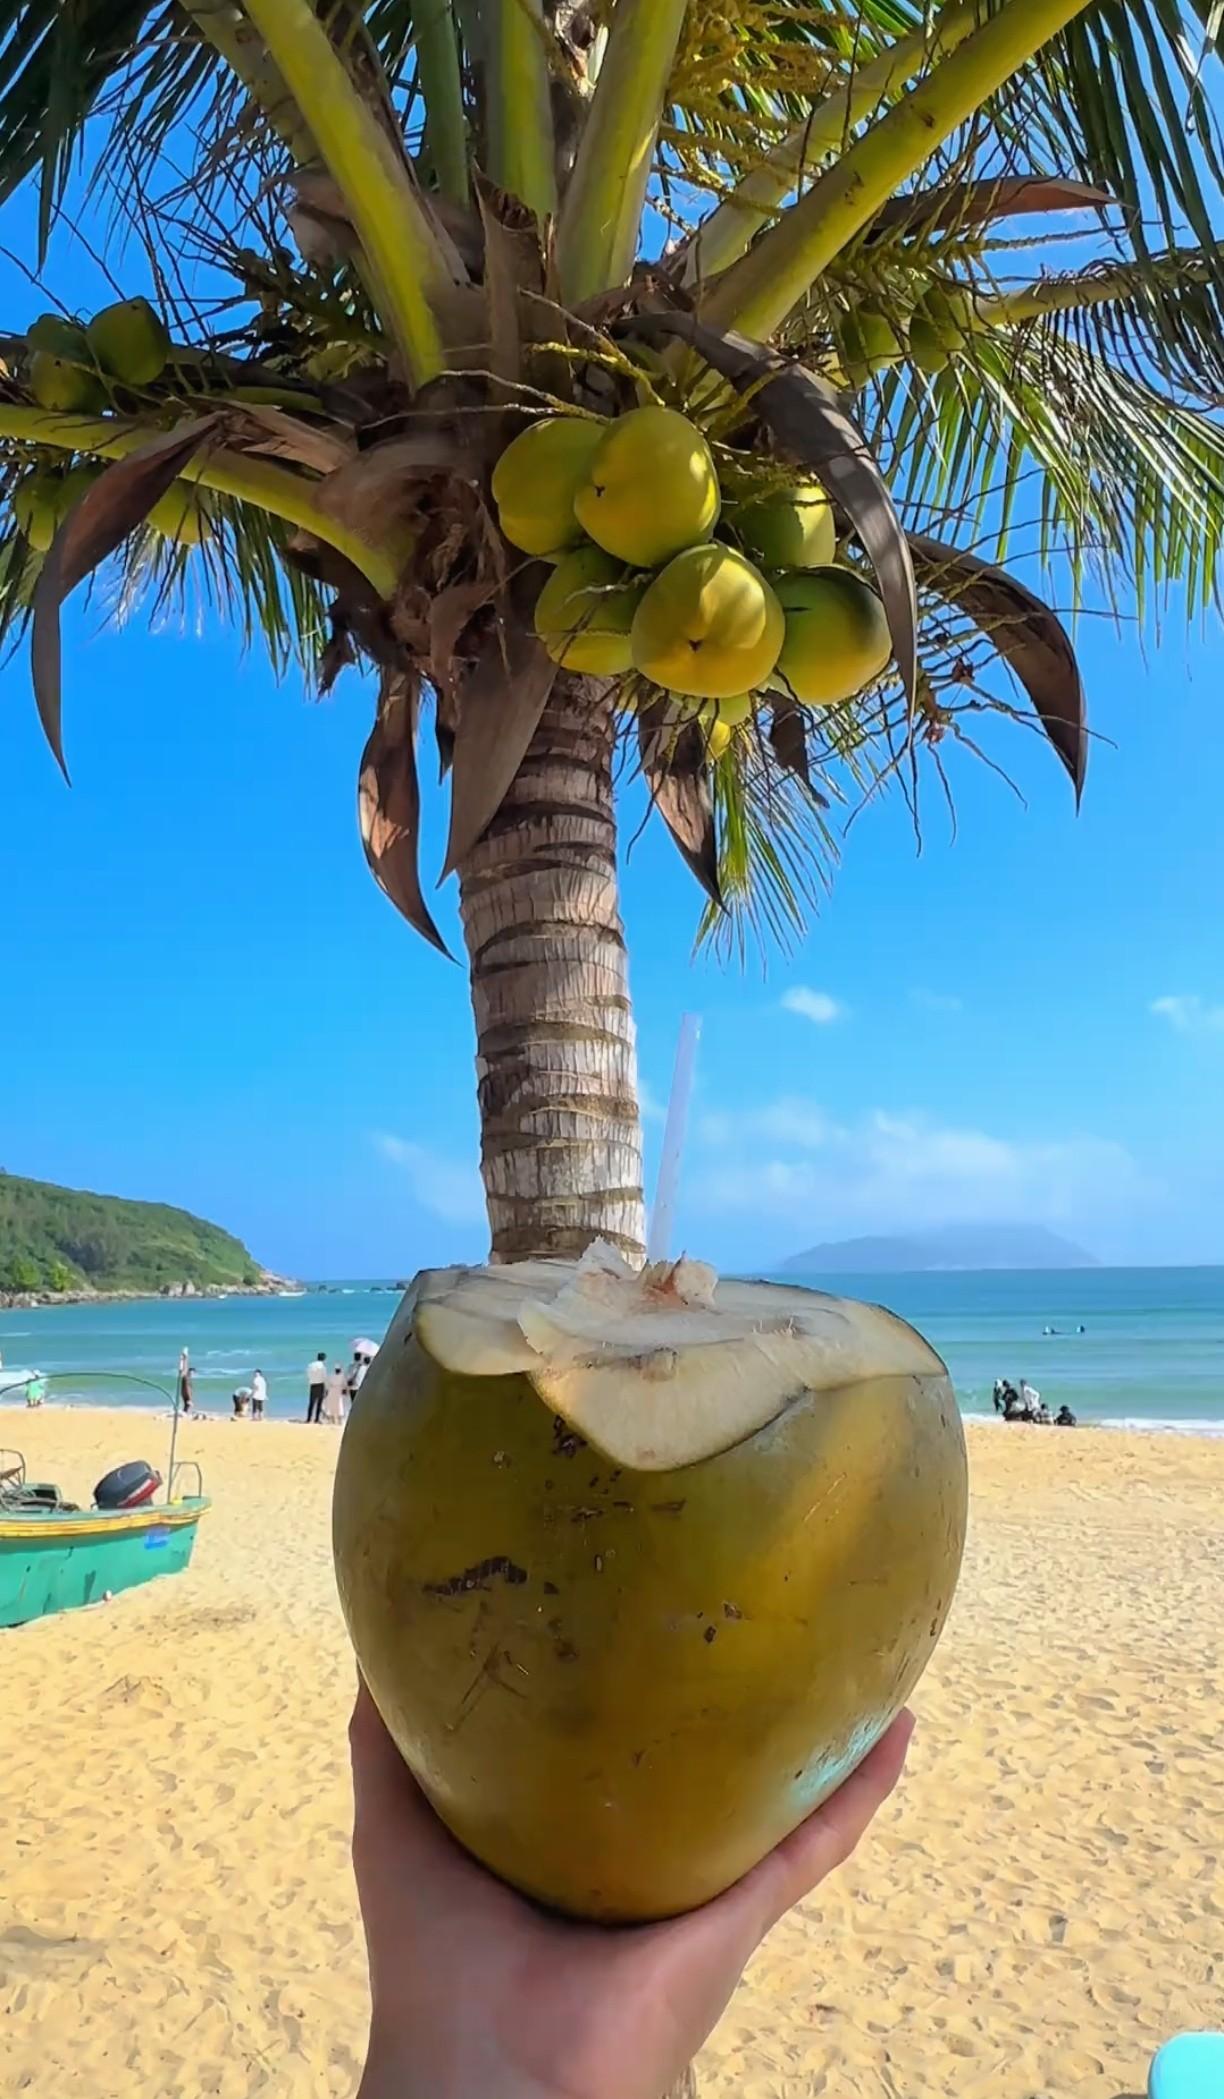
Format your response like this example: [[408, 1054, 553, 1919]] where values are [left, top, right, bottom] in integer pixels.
[[458, 676, 646, 1265]]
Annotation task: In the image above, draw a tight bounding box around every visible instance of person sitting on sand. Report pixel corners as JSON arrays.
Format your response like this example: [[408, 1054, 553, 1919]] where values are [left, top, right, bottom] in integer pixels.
[[1056, 1403, 1077, 1427], [347, 1682, 912, 2099], [1036, 1401, 1052, 1425], [251, 1368, 268, 1420], [323, 1363, 347, 1426]]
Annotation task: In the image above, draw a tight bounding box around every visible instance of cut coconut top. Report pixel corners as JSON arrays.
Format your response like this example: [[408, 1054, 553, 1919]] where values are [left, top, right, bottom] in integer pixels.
[[411, 1244, 945, 1472]]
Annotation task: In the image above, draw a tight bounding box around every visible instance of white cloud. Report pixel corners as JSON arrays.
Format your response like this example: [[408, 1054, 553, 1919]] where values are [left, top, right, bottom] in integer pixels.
[[781, 986, 846, 1026], [688, 1099, 1141, 1240], [1150, 995, 1224, 1035], [638, 1078, 667, 1125], [911, 989, 964, 1015], [374, 1133, 485, 1224]]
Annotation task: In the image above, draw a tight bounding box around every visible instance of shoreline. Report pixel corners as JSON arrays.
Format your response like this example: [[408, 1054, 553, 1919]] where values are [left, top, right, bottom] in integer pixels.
[[0, 1276, 305, 1313], [4, 1394, 1224, 1439]]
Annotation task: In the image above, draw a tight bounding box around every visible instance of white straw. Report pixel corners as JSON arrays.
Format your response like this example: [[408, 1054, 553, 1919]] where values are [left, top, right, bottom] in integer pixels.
[[647, 1013, 702, 1263]]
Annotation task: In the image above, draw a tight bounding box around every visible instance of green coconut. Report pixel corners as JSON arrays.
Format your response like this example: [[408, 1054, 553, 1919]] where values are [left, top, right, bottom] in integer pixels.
[[147, 485, 212, 545], [26, 312, 90, 364], [574, 406, 721, 568], [28, 352, 107, 414], [12, 469, 62, 552], [907, 316, 951, 376], [631, 544, 783, 701], [772, 566, 893, 706], [837, 310, 905, 388], [86, 297, 171, 386], [333, 1250, 967, 1924], [534, 545, 644, 674], [731, 479, 836, 570], [916, 285, 975, 354], [492, 417, 607, 559]]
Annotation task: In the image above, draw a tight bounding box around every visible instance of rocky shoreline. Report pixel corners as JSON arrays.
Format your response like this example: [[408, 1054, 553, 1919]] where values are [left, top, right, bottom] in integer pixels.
[[0, 1272, 304, 1312]]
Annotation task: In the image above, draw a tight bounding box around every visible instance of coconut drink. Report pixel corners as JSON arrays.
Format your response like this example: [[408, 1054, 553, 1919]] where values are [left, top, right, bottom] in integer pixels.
[[334, 1247, 966, 1923]]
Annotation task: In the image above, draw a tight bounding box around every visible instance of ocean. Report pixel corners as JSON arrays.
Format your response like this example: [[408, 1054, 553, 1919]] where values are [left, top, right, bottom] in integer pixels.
[[1, 1266, 1222, 1434]]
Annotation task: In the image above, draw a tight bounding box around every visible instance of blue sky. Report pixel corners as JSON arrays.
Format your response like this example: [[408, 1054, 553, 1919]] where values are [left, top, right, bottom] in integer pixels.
[[3, 204, 1223, 1276]]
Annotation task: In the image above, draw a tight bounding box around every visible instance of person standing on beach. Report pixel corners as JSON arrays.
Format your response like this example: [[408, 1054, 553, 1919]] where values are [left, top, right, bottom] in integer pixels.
[[251, 1368, 268, 1419], [180, 1362, 195, 1415], [323, 1363, 347, 1425], [307, 1352, 327, 1424]]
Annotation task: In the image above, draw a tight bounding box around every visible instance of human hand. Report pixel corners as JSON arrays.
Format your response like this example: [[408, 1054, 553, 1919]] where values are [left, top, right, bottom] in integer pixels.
[[350, 1682, 913, 2099]]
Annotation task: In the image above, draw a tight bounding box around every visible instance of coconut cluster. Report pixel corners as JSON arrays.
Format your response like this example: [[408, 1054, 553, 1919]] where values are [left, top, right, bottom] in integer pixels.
[[837, 285, 974, 386], [15, 299, 210, 551], [492, 406, 892, 748]]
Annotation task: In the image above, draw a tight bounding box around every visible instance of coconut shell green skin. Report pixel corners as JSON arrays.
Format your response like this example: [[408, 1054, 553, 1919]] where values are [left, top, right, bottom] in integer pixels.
[[334, 1254, 967, 1924]]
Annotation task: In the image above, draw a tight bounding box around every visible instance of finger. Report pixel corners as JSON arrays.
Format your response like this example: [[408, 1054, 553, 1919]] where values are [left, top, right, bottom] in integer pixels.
[[350, 1678, 445, 1871], [732, 1709, 915, 1938]]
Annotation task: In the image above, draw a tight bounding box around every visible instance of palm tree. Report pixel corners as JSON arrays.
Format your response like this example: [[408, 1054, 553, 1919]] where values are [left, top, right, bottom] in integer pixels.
[[0, 0, 1221, 1264]]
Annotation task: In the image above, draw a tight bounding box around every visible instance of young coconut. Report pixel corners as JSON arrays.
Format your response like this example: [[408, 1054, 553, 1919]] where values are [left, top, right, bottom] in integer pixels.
[[533, 546, 645, 675], [837, 309, 905, 388], [907, 315, 951, 377], [574, 406, 721, 567], [333, 1246, 967, 1923], [915, 284, 976, 356], [86, 296, 171, 386], [28, 352, 107, 414], [492, 416, 606, 560], [772, 567, 892, 705], [695, 690, 756, 757], [12, 469, 63, 552], [730, 478, 835, 571], [26, 312, 90, 364], [147, 485, 212, 546], [631, 544, 783, 701]]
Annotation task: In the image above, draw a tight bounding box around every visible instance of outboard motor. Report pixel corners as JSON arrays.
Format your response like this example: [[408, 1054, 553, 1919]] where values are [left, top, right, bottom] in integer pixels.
[[94, 1461, 162, 1511]]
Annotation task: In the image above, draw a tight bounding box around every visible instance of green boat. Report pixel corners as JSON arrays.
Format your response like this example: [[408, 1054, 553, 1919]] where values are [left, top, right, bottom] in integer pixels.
[[0, 1450, 208, 1629]]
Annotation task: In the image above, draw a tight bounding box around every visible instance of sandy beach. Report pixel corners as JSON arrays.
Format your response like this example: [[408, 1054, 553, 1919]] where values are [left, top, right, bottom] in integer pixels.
[[1, 1411, 1220, 2099]]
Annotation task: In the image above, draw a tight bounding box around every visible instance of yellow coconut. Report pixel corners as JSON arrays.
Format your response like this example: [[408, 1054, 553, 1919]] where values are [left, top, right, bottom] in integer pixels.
[[773, 567, 892, 706], [534, 546, 644, 675], [632, 544, 783, 701], [12, 470, 62, 553], [26, 312, 90, 364], [333, 1252, 967, 1922], [147, 485, 212, 546], [732, 479, 835, 570], [574, 406, 720, 567], [492, 417, 607, 559], [86, 296, 171, 386], [28, 352, 107, 414]]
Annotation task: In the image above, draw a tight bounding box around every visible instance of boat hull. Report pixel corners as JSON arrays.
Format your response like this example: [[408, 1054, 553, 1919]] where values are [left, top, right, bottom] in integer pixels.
[[0, 1500, 207, 1628]]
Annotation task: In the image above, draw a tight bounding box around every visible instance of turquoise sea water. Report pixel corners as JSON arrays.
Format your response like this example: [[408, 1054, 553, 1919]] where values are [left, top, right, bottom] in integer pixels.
[[1, 1267, 1221, 1433]]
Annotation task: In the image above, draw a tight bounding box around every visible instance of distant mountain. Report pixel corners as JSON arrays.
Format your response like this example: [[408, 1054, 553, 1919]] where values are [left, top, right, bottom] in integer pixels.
[[0, 1171, 267, 1298], [781, 1223, 1098, 1275]]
